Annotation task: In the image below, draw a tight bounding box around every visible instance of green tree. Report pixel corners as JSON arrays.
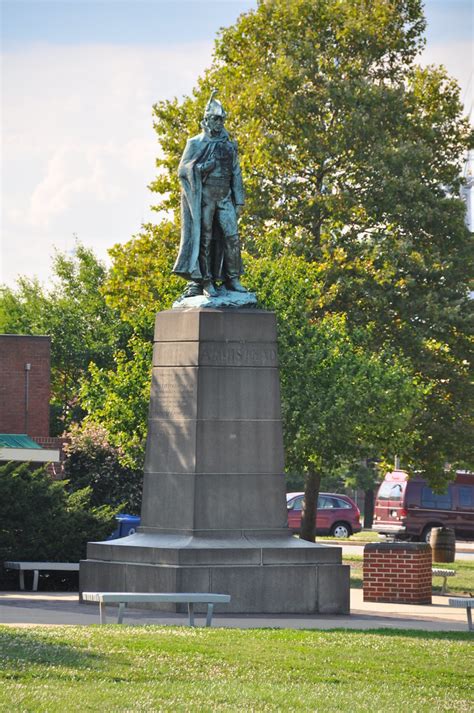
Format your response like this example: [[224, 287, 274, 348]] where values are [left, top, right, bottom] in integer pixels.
[[0, 462, 117, 567], [245, 255, 423, 540], [151, 0, 468, 251], [150, 0, 473, 480], [104, 222, 182, 338], [76, 223, 183, 471], [0, 245, 129, 432], [79, 335, 153, 471], [62, 423, 143, 513]]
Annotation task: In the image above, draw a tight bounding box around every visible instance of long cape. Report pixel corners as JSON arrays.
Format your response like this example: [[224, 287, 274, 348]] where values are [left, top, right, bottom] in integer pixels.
[[173, 129, 244, 280]]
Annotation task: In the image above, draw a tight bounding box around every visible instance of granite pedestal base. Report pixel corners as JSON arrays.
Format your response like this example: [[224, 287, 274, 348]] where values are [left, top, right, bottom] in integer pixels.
[[80, 309, 350, 614], [81, 533, 349, 614]]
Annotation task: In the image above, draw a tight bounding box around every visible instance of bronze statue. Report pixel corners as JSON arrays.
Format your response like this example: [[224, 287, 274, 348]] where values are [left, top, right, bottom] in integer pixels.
[[173, 90, 247, 298]]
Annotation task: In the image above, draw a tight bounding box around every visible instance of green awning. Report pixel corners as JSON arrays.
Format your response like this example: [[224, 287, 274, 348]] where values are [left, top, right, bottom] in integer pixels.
[[0, 434, 42, 449]]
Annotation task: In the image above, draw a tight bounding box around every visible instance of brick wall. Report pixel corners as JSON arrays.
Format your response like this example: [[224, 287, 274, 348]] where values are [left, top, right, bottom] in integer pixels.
[[0, 335, 51, 438], [363, 542, 432, 604], [34, 436, 69, 479]]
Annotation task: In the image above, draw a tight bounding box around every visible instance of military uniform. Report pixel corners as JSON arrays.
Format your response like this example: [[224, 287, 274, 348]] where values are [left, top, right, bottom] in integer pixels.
[[199, 137, 242, 282], [173, 91, 246, 296]]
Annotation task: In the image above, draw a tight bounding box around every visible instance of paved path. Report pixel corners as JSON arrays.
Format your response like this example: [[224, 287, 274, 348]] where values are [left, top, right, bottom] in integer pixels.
[[0, 589, 471, 632]]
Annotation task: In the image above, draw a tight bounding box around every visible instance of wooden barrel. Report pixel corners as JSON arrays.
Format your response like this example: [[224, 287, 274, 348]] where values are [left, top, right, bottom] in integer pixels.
[[431, 527, 456, 563]]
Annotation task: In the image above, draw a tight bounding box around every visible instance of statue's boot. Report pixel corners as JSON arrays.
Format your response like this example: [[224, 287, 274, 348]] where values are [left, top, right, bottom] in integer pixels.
[[182, 280, 203, 298], [203, 280, 218, 297], [226, 277, 247, 293]]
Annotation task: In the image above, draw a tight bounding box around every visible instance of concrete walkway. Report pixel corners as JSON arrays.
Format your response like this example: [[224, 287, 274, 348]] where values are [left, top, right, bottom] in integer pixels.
[[0, 589, 471, 632]]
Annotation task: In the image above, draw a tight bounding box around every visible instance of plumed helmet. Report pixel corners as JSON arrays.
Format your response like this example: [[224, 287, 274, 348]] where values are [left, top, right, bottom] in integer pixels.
[[204, 89, 227, 119]]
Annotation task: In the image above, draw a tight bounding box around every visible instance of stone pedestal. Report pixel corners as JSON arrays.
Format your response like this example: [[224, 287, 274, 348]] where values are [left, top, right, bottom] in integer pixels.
[[80, 309, 349, 614]]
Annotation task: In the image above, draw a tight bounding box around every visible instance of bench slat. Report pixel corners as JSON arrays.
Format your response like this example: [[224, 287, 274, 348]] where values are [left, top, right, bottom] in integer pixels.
[[82, 591, 231, 627], [448, 597, 474, 608], [4, 562, 79, 571], [4, 561, 79, 592], [82, 592, 230, 604]]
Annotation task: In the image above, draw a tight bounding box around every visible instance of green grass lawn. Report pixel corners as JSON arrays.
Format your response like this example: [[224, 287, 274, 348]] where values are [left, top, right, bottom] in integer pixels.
[[0, 626, 472, 712], [345, 555, 474, 594], [319, 530, 382, 543]]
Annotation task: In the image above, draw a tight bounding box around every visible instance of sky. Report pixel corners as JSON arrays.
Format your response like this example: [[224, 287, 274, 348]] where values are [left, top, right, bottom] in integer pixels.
[[1, 0, 473, 288]]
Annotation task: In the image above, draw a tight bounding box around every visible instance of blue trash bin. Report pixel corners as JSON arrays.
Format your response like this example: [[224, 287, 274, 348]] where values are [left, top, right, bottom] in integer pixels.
[[107, 514, 141, 540]]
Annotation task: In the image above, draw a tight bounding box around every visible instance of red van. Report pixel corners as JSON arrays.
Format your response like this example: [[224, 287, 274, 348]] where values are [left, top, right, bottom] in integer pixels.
[[373, 470, 474, 542]]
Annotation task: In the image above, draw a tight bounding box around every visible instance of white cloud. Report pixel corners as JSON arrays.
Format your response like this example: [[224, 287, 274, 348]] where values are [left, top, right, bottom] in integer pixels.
[[1, 42, 213, 286]]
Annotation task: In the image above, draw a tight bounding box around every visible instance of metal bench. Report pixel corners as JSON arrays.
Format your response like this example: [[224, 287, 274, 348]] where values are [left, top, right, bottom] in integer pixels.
[[449, 597, 474, 631], [432, 567, 456, 594], [82, 592, 231, 627], [4, 561, 79, 591]]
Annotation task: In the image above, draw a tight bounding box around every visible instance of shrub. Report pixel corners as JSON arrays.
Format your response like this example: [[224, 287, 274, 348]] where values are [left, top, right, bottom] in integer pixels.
[[0, 461, 118, 582], [62, 423, 143, 513]]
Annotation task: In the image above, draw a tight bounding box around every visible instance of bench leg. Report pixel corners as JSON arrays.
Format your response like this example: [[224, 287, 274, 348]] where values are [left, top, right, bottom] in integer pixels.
[[32, 570, 39, 592], [19, 571, 25, 591], [467, 608, 473, 632], [188, 602, 195, 627], [117, 603, 127, 624], [441, 576, 447, 595], [99, 601, 107, 625], [206, 603, 214, 627]]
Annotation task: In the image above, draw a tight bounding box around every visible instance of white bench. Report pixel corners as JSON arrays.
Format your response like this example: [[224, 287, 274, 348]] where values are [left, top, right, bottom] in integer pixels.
[[432, 567, 456, 594], [449, 597, 474, 631], [82, 592, 231, 627], [4, 561, 79, 591]]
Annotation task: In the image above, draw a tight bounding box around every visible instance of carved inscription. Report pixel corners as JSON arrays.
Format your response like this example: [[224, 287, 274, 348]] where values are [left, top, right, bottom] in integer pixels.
[[150, 371, 195, 418], [153, 342, 197, 366], [200, 342, 278, 367]]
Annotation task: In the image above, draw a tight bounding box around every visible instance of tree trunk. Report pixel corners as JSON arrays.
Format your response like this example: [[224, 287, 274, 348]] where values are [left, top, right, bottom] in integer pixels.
[[300, 470, 321, 543], [364, 488, 375, 530]]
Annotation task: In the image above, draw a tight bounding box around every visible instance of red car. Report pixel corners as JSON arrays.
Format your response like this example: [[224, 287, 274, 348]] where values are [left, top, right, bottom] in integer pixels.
[[286, 491, 361, 538]]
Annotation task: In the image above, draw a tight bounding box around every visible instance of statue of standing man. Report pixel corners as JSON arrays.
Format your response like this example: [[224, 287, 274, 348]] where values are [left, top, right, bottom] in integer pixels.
[[173, 90, 248, 299]]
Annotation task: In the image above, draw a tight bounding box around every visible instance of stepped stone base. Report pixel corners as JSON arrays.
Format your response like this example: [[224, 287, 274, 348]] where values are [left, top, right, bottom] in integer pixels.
[[80, 533, 349, 614], [80, 309, 350, 614]]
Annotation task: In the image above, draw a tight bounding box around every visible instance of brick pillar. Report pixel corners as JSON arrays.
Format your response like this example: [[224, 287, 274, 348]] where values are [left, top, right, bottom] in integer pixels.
[[363, 542, 432, 604]]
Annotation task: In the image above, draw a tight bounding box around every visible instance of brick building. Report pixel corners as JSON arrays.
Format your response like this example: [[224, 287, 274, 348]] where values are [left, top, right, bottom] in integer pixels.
[[0, 335, 60, 464]]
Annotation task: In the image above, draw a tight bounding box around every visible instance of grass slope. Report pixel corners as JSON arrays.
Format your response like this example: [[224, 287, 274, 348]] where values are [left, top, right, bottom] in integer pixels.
[[0, 626, 472, 712]]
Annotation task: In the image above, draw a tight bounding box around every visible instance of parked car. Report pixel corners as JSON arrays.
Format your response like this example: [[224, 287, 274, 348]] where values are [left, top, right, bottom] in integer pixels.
[[286, 492, 361, 537], [372, 470, 474, 542]]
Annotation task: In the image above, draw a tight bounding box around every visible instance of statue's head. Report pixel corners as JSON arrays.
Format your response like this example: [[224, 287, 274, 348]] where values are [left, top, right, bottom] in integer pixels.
[[202, 89, 226, 136]]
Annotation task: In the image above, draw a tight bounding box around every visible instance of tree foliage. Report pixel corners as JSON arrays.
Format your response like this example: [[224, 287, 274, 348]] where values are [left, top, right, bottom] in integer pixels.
[[79, 335, 153, 470], [151, 0, 469, 251], [76, 223, 184, 471], [0, 462, 117, 565], [150, 0, 473, 479], [0, 245, 129, 432], [104, 222, 182, 338], [247, 254, 423, 466], [62, 423, 143, 513], [245, 254, 424, 539]]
